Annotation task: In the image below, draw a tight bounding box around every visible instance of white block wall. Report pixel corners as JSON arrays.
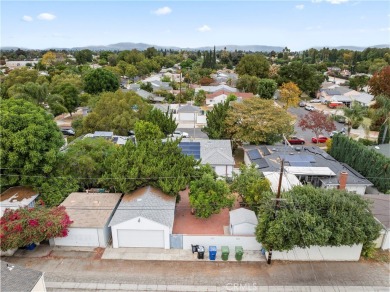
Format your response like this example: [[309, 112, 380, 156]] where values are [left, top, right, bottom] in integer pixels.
[[182, 235, 261, 251]]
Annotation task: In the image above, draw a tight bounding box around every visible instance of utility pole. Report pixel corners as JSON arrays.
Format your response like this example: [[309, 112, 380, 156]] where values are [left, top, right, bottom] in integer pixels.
[[267, 158, 284, 265], [179, 67, 182, 107]]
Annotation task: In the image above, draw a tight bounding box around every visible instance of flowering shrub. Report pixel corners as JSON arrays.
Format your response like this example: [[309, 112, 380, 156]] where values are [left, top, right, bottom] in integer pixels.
[[0, 206, 73, 251]]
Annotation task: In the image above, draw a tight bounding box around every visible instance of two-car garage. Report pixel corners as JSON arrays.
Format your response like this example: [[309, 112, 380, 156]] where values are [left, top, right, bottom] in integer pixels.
[[117, 230, 165, 248]]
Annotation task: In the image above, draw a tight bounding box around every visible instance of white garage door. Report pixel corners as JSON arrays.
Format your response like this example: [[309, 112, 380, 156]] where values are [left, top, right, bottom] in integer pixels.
[[54, 228, 99, 247], [117, 229, 164, 248]]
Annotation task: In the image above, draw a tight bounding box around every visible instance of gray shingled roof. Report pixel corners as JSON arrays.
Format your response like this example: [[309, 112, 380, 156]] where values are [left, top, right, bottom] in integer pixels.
[[200, 140, 235, 165], [177, 104, 201, 113], [1, 261, 43, 292], [369, 144, 390, 157], [109, 186, 175, 228], [365, 195, 390, 229]]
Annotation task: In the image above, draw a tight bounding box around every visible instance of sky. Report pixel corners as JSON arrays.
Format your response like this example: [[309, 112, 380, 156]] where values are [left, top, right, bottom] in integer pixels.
[[1, 0, 389, 51]]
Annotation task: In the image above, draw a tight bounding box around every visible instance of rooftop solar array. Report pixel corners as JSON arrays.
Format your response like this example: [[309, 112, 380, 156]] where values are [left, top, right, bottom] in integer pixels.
[[279, 154, 315, 164], [259, 145, 271, 156], [248, 149, 262, 160], [179, 142, 201, 160], [255, 158, 269, 169], [289, 161, 312, 167]]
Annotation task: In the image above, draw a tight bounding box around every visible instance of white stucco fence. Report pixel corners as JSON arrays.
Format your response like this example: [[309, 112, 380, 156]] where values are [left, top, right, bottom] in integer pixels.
[[182, 235, 262, 251], [265, 244, 363, 261]]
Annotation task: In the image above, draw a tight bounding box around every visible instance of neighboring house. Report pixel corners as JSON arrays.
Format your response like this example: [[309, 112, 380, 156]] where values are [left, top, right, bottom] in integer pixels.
[[352, 93, 374, 107], [0, 187, 39, 217], [109, 186, 175, 249], [1, 261, 46, 292], [263, 171, 301, 193], [229, 208, 258, 235], [145, 80, 173, 92], [87, 131, 135, 145], [50, 192, 122, 247], [365, 195, 390, 250], [179, 139, 235, 177], [5, 60, 38, 69], [176, 103, 202, 124], [125, 87, 164, 103], [243, 145, 372, 195], [195, 84, 238, 94], [331, 95, 353, 107], [205, 90, 254, 105]]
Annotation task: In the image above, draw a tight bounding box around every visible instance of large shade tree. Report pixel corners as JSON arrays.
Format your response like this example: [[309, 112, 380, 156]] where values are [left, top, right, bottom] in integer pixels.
[[225, 98, 294, 144], [202, 100, 231, 139], [236, 54, 270, 78], [83, 68, 120, 94], [258, 78, 278, 99], [368, 66, 390, 97], [298, 111, 336, 142]]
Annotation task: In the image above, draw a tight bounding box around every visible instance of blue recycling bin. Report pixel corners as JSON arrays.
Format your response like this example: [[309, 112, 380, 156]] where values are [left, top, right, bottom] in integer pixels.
[[209, 246, 217, 260]]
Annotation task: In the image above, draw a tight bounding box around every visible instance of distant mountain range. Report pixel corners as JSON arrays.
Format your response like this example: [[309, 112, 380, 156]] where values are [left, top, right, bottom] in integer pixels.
[[1, 43, 388, 52]]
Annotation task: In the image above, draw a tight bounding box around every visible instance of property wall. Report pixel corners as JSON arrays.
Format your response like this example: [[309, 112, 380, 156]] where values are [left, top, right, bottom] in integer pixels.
[[52, 228, 100, 247], [382, 230, 390, 250], [231, 223, 256, 236], [32, 275, 47, 292], [244, 152, 251, 166], [374, 229, 385, 249], [111, 217, 170, 249], [345, 185, 366, 196], [179, 113, 196, 122], [196, 115, 206, 125], [182, 235, 261, 251], [214, 165, 233, 178], [265, 244, 363, 261]]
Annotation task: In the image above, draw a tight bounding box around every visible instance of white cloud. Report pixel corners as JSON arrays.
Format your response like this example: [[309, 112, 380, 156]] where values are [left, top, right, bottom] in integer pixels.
[[379, 27, 390, 32], [197, 25, 211, 32], [152, 7, 172, 15], [295, 4, 305, 10], [37, 13, 56, 21], [22, 15, 33, 22], [312, 0, 349, 4]]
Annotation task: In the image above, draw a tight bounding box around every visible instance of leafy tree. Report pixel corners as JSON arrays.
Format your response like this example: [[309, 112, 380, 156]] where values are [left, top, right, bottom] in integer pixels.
[[202, 100, 230, 139], [140, 82, 153, 92], [0, 99, 64, 191], [41, 51, 57, 67], [194, 90, 206, 106], [231, 164, 271, 210], [125, 64, 138, 80], [51, 83, 80, 115], [368, 66, 390, 97], [83, 68, 119, 94], [258, 78, 278, 99], [225, 98, 294, 144], [189, 173, 235, 218], [199, 76, 214, 86], [50, 73, 83, 92], [101, 139, 199, 195], [7, 82, 49, 105], [256, 186, 381, 252], [279, 82, 302, 108], [74, 49, 93, 64], [236, 54, 270, 78], [298, 111, 336, 142], [236, 75, 260, 94], [368, 58, 388, 74], [80, 91, 152, 136], [38, 175, 79, 207], [161, 75, 171, 82], [1, 67, 39, 98], [369, 95, 390, 131], [348, 75, 370, 91], [278, 61, 325, 97], [47, 94, 68, 116], [60, 137, 117, 190], [344, 101, 366, 133], [134, 120, 164, 141], [145, 108, 177, 136]]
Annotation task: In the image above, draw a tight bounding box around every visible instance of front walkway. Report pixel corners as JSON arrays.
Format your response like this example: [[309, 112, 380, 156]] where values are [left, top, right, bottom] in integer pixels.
[[102, 246, 266, 262]]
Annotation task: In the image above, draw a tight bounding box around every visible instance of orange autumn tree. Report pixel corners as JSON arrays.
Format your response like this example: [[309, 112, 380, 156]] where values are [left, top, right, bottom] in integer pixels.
[[279, 81, 302, 108]]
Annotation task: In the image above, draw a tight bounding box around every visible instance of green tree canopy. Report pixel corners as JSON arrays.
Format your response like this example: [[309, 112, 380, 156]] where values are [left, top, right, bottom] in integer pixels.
[[134, 120, 165, 141], [83, 68, 119, 94], [79, 90, 152, 136], [189, 173, 235, 218], [258, 78, 278, 99], [75, 49, 93, 64], [0, 99, 64, 190], [145, 108, 177, 136], [236, 75, 260, 94], [225, 98, 294, 144], [256, 185, 381, 251], [2, 67, 39, 98], [236, 54, 270, 78], [100, 139, 199, 195], [202, 100, 231, 139], [51, 82, 80, 115]]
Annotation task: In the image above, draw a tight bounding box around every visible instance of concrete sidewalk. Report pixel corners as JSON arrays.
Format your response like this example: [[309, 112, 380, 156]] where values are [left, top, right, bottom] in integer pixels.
[[102, 246, 266, 262], [45, 282, 390, 292]]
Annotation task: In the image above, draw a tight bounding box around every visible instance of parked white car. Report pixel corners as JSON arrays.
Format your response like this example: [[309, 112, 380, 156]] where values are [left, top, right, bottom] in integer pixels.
[[168, 130, 189, 138], [305, 105, 316, 111]]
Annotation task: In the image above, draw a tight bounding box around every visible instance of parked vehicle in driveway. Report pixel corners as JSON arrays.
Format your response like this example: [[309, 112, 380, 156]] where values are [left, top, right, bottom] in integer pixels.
[[309, 99, 321, 103], [168, 130, 189, 138], [61, 128, 75, 136], [330, 129, 346, 138], [299, 101, 306, 107], [305, 105, 315, 111], [328, 101, 344, 109], [284, 136, 305, 145], [312, 135, 328, 143]]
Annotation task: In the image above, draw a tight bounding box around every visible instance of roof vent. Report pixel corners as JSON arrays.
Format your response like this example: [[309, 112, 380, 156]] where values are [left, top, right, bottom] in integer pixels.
[[137, 198, 142, 202], [295, 147, 301, 152]]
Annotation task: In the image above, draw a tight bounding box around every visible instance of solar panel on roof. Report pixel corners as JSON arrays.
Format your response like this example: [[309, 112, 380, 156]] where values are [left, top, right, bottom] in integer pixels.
[[289, 161, 312, 167], [279, 154, 315, 163], [260, 146, 271, 156], [248, 149, 262, 160], [254, 158, 269, 169], [179, 142, 201, 160]]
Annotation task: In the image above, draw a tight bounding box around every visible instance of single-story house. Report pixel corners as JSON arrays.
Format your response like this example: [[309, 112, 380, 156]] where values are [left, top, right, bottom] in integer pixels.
[[5, 60, 39, 70], [109, 186, 175, 249], [365, 195, 390, 250], [351, 93, 374, 107], [0, 187, 39, 217], [263, 171, 302, 193], [243, 145, 372, 195], [1, 261, 46, 292], [205, 90, 254, 105], [50, 192, 122, 247], [195, 84, 238, 94], [179, 139, 235, 177], [331, 95, 353, 107], [79, 131, 135, 146], [229, 208, 258, 236], [176, 103, 202, 124]]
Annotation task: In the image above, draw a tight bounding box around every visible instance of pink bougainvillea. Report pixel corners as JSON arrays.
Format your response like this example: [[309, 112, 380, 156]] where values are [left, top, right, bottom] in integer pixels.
[[0, 206, 73, 251]]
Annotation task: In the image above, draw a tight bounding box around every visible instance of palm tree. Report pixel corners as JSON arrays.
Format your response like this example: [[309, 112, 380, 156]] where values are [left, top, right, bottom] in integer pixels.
[[343, 101, 366, 136]]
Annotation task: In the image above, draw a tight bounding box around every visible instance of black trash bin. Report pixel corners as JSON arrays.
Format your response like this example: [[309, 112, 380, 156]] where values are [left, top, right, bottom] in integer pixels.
[[191, 244, 199, 253], [197, 246, 205, 259]]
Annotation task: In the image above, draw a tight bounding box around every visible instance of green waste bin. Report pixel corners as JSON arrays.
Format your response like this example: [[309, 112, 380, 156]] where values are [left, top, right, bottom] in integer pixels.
[[221, 246, 229, 261], [235, 246, 244, 261]]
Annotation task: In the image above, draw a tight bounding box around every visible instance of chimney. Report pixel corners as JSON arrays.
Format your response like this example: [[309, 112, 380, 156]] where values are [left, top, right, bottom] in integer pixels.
[[338, 172, 348, 190]]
